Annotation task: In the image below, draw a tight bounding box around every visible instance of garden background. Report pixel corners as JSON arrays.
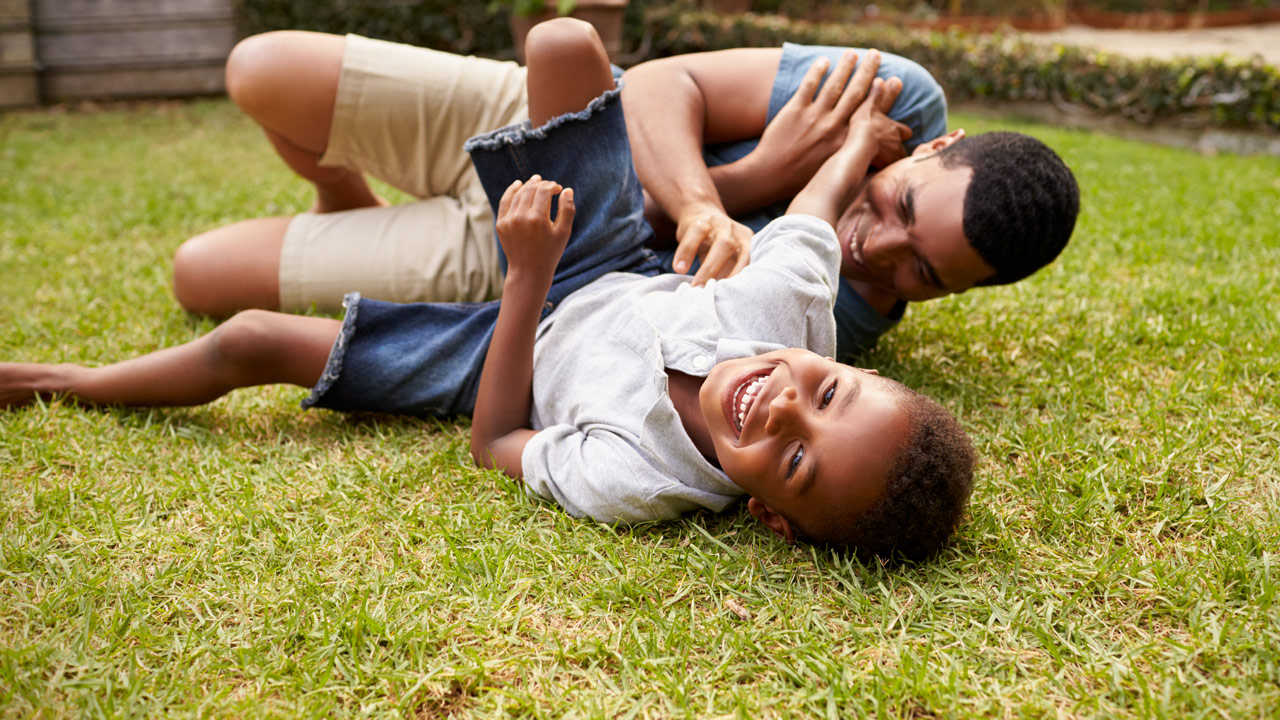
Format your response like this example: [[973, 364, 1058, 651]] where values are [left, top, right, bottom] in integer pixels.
[[2, 1, 1278, 716]]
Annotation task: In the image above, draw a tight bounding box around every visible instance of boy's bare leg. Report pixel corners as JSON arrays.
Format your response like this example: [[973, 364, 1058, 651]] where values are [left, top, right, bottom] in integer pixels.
[[0, 311, 339, 409], [173, 31, 381, 317], [525, 19, 617, 127]]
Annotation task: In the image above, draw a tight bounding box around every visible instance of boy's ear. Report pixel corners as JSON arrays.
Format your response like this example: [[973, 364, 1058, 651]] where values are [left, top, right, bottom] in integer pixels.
[[747, 497, 796, 544], [911, 128, 965, 157]]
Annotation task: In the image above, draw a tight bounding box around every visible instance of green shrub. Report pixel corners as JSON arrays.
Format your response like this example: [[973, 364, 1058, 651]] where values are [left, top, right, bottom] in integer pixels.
[[646, 8, 1280, 131], [233, 1, 1279, 131], [235, 0, 513, 55], [236, 0, 652, 57]]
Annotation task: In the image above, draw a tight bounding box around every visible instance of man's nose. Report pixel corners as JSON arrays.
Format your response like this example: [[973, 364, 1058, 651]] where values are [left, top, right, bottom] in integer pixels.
[[866, 222, 910, 263]]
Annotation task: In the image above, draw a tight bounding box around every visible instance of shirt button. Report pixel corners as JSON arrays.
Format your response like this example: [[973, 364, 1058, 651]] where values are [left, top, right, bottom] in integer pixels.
[[692, 355, 709, 370]]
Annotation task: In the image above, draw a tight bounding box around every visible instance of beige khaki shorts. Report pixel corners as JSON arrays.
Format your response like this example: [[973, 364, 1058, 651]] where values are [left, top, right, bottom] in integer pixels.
[[279, 34, 529, 312]]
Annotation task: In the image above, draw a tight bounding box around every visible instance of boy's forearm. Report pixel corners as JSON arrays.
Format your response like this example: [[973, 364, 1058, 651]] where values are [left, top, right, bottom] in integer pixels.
[[468, 271, 552, 475], [787, 138, 876, 225]]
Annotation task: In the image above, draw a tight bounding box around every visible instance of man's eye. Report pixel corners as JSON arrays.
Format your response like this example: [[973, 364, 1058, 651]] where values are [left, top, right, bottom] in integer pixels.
[[787, 446, 805, 479], [820, 382, 837, 409]]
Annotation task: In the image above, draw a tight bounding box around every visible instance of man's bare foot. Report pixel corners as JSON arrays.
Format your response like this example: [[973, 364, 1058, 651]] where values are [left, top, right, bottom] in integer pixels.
[[0, 362, 75, 409]]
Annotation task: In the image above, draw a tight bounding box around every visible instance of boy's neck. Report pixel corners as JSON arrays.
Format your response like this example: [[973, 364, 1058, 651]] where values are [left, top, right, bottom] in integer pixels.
[[666, 369, 717, 466]]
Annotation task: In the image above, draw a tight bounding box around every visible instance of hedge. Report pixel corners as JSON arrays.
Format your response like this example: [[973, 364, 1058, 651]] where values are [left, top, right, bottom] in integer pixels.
[[234, 1, 1280, 132], [645, 8, 1280, 131]]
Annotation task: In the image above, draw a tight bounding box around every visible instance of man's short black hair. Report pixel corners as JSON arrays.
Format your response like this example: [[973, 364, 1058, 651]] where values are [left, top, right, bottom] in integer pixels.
[[802, 382, 976, 561], [936, 131, 1080, 286]]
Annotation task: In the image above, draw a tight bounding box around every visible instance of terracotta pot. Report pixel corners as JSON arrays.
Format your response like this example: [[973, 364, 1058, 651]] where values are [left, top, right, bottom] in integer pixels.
[[510, 0, 628, 63]]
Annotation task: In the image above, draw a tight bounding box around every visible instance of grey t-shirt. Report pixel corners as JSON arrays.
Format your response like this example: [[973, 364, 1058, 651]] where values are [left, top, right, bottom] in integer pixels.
[[520, 214, 840, 523]]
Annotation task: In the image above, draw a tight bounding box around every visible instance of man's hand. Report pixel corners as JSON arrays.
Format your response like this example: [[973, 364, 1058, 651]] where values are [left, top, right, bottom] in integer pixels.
[[671, 203, 755, 286], [494, 175, 576, 281]]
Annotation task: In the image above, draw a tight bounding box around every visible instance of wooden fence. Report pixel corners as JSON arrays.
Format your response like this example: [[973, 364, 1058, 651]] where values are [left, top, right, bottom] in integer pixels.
[[2, 0, 236, 108]]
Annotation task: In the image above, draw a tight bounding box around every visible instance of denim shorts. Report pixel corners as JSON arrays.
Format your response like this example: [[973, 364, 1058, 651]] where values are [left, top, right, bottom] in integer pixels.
[[303, 83, 663, 417]]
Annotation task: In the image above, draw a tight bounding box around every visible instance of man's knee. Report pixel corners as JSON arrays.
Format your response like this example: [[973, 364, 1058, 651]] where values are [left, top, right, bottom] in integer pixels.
[[523, 17, 602, 67], [225, 32, 291, 116], [172, 235, 217, 314]]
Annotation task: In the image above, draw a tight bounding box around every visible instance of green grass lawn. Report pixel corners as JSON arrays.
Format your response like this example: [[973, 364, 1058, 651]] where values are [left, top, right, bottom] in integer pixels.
[[1, 99, 1278, 718]]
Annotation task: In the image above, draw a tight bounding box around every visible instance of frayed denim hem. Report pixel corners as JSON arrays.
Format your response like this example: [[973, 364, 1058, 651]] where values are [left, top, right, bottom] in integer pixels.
[[301, 291, 360, 410], [463, 82, 622, 154]]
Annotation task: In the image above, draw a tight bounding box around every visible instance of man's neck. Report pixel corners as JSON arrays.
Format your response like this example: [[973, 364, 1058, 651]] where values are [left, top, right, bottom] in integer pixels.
[[845, 278, 902, 317], [666, 369, 717, 466]]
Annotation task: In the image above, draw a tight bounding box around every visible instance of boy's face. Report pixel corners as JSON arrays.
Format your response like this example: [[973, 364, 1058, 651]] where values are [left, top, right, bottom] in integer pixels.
[[835, 139, 997, 303], [698, 348, 910, 542]]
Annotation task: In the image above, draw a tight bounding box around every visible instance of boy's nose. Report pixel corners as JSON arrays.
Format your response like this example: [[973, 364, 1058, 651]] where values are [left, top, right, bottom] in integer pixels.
[[764, 386, 801, 434]]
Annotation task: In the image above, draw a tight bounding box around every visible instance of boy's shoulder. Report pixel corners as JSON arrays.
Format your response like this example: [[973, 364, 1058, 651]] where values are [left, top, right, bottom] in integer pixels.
[[743, 214, 842, 292]]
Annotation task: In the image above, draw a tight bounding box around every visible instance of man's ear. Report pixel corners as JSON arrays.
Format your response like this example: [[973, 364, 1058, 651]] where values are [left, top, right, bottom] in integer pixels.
[[911, 128, 966, 157], [747, 497, 796, 544]]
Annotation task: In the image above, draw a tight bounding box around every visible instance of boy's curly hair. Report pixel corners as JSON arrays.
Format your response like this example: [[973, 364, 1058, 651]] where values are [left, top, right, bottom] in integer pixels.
[[803, 382, 976, 561], [937, 131, 1080, 286]]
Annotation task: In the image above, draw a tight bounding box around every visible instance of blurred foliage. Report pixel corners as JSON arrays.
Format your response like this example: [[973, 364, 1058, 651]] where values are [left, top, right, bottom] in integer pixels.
[[234, 0, 1279, 130], [236, 0, 649, 57], [1072, 0, 1277, 11], [236, 0, 513, 55], [646, 7, 1280, 131]]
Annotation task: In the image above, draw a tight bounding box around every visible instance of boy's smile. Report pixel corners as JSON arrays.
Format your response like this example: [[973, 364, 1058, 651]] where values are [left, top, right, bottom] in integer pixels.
[[697, 348, 910, 541]]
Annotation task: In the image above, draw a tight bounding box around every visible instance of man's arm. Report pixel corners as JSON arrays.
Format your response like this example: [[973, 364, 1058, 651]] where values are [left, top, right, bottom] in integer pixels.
[[469, 177, 575, 478], [621, 47, 905, 284]]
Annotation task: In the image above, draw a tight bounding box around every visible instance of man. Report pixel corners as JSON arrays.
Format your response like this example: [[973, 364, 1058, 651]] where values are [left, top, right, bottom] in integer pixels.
[[173, 31, 1077, 358]]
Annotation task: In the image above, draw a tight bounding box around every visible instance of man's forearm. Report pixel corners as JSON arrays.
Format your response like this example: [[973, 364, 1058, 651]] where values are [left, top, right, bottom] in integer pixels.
[[622, 62, 726, 225]]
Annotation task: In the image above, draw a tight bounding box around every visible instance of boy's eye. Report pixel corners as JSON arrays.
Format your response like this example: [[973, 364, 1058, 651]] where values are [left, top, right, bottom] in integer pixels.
[[787, 446, 805, 479], [820, 381, 837, 409]]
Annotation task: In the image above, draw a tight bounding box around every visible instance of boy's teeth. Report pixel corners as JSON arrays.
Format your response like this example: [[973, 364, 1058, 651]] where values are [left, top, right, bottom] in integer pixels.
[[735, 375, 768, 431]]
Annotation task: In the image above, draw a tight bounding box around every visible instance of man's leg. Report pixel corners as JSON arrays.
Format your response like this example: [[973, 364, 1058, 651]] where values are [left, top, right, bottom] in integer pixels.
[[174, 32, 528, 318], [173, 31, 373, 317], [226, 31, 383, 213], [0, 312, 339, 409], [173, 217, 290, 316]]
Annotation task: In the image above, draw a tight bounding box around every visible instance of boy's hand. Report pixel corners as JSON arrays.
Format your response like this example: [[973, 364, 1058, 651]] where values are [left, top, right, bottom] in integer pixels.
[[851, 77, 913, 168], [495, 175, 576, 280], [787, 78, 907, 224], [750, 49, 882, 196]]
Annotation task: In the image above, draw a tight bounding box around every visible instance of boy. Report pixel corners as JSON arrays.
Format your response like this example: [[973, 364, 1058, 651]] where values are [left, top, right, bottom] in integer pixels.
[[1, 20, 974, 558]]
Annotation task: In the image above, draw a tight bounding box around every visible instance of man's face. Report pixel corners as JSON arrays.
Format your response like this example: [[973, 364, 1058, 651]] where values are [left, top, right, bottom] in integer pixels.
[[698, 348, 910, 541], [835, 151, 996, 303]]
